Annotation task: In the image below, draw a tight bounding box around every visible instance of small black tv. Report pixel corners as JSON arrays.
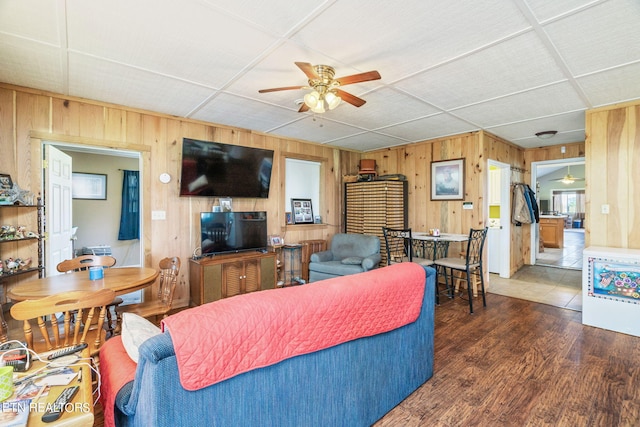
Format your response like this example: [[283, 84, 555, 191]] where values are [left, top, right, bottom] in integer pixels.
[[200, 211, 267, 256], [180, 138, 273, 198]]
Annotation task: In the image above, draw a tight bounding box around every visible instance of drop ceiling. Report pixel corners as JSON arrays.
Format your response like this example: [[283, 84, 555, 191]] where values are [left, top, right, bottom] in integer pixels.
[[1, 0, 639, 152]]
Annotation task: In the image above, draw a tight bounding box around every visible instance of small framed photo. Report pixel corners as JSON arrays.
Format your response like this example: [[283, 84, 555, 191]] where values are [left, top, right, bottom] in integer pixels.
[[0, 174, 13, 191], [291, 198, 314, 224], [72, 172, 107, 200], [431, 158, 465, 200], [219, 198, 233, 212], [269, 235, 283, 247], [285, 212, 292, 225]]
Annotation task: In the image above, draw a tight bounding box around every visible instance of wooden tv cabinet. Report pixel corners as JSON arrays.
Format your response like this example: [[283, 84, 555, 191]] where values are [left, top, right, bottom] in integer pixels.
[[189, 251, 276, 306]]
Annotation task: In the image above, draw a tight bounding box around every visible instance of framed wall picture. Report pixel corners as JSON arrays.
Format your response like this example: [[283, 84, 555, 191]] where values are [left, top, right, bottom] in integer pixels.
[[269, 234, 283, 247], [431, 158, 465, 200], [0, 174, 13, 191], [72, 172, 107, 200], [291, 198, 314, 224], [219, 198, 233, 212]]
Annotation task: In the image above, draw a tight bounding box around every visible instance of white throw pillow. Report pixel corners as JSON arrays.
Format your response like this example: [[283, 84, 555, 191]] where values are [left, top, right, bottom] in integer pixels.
[[121, 312, 161, 363]]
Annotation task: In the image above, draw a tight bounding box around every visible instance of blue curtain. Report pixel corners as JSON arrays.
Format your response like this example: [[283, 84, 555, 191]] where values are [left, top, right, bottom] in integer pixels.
[[118, 170, 140, 240]]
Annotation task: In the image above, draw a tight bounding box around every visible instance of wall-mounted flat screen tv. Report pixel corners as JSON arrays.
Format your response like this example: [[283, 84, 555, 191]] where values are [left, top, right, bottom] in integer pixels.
[[180, 138, 273, 198], [200, 211, 267, 256]]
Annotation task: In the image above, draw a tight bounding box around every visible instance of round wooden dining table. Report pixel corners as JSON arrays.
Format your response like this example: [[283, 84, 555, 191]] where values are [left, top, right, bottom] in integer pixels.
[[7, 267, 159, 301]]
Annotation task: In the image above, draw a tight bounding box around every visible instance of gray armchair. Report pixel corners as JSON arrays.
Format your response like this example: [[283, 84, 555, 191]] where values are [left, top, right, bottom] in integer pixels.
[[308, 233, 381, 282]]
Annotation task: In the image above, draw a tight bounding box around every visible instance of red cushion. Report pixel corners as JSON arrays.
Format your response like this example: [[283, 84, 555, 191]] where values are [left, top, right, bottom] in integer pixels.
[[99, 336, 137, 427]]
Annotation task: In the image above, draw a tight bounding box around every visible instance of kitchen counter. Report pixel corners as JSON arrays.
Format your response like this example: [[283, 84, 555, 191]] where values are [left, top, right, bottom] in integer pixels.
[[539, 216, 565, 248]]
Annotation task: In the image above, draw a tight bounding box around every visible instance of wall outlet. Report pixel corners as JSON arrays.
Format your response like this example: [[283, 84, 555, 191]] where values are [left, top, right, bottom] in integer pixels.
[[151, 210, 166, 220], [601, 204, 610, 214]]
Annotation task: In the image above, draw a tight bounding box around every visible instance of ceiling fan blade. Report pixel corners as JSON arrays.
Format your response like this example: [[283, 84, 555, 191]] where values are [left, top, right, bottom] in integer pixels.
[[335, 70, 381, 86], [258, 86, 305, 93], [295, 62, 319, 80], [551, 177, 585, 181], [335, 89, 366, 107], [298, 103, 310, 113]]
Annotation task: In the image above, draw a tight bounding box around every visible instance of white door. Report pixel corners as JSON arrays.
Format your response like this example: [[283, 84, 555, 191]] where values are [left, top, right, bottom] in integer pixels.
[[44, 145, 73, 276], [488, 160, 511, 278]]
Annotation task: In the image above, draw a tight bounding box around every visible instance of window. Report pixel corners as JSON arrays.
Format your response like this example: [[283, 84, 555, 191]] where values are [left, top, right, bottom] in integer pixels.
[[284, 157, 322, 224], [552, 190, 585, 215]]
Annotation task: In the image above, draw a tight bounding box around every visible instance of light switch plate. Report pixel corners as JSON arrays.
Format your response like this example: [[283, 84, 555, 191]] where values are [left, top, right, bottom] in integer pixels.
[[601, 204, 610, 214], [151, 210, 166, 220]]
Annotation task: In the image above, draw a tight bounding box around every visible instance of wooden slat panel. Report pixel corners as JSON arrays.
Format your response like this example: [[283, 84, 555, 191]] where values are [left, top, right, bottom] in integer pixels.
[[222, 262, 242, 298]]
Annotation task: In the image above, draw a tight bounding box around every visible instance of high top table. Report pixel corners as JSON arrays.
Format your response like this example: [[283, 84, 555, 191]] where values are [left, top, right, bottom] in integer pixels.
[[411, 232, 469, 261], [7, 267, 159, 302]]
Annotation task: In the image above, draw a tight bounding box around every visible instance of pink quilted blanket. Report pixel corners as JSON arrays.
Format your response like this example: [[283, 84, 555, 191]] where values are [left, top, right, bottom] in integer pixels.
[[161, 262, 426, 391]]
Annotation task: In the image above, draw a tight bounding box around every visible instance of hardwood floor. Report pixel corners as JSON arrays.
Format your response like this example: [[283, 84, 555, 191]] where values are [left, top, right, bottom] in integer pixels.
[[375, 293, 640, 426], [92, 292, 640, 426]]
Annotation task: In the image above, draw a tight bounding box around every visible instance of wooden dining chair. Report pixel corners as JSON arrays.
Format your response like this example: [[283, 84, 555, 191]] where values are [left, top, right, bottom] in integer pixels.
[[57, 255, 122, 337], [9, 289, 116, 356], [117, 257, 181, 326], [56, 255, 117, 273]]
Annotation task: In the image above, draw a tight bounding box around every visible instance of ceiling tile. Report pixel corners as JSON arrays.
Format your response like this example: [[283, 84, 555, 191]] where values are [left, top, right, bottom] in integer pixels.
[[506, 129, 587, 149], [486, 110, 585, 141], [0, 37, 65, 93], [379, 114, 478, 143], [290, 0, 532, 81], [66, 0, 278, 88], [269, 115, 367, 144], [524, 0, 600, 22], [578, 62, 640, 107], [68, 53, 215, 117], [395, 32, 567, 110], [0, 0, 62, 43], [543, 0, 640, 75], [323, 88, 442, 130], [452, 82, 587, 128], [200, 0, 326, 36], [192, 93, 304, 132], [326, 132, 410, 152]]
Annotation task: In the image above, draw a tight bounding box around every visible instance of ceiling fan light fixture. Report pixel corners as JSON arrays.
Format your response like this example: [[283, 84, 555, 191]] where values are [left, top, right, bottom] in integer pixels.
[[535, 130, 558, 139], [325, 91, 341, 110], [561, 177, 575, 184], [304, 90, 320, 109]]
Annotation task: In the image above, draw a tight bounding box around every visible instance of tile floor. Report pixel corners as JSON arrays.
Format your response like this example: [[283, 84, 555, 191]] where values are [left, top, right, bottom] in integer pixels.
[[536, 228, 585, 270], [488, 228, 584, 311]]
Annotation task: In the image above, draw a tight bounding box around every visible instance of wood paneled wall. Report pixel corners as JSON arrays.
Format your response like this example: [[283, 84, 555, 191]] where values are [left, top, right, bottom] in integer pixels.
[[585, 101, 640, 249], [0, 83, 360, 308], [6, 81, 630, 301], [363, 131, 527, 277], [522, 141, 586, 263]]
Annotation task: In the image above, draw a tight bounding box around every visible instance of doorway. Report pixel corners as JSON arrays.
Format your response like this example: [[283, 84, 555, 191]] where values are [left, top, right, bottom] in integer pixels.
[[487, 159, 511, 278], [530, 157, 585, 270], [43, 142, 143, 274]]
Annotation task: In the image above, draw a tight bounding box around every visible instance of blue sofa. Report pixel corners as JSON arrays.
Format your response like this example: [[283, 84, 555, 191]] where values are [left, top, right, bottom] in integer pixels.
[[100, 263, 435, 427], [308, 233, 382, 282]]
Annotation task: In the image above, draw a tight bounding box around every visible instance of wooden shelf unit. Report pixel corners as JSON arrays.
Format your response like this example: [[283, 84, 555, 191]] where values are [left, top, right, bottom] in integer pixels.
[[344, 180, 408, 266], [189, 251, 276, 306], [0, 200, 44, 284]]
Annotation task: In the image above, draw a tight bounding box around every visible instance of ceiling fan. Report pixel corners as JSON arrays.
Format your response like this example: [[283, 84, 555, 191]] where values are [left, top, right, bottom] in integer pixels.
[[551, 165, 584, 184], [258, 62, 381, 113]]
